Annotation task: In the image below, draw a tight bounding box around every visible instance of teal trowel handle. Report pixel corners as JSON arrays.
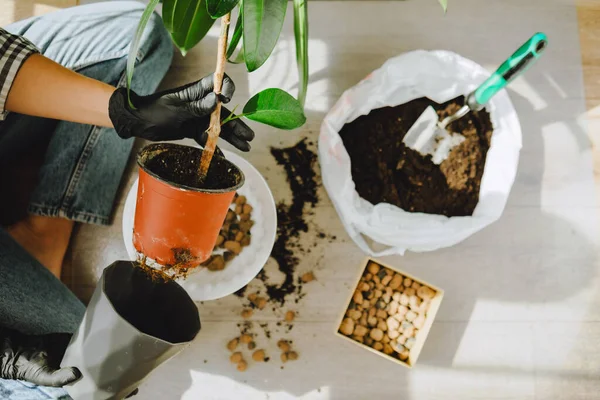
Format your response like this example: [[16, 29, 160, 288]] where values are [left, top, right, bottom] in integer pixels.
[[468, 32, 548, 110]]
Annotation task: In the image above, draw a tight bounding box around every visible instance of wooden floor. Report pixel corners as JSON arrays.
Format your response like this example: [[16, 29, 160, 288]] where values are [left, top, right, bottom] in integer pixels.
[[7, 0, 597, 399], [58, 1, 600, 399]]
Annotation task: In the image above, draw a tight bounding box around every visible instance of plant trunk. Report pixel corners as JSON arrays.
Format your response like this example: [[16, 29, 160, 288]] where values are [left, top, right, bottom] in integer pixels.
[[199, 13, 231, 179]]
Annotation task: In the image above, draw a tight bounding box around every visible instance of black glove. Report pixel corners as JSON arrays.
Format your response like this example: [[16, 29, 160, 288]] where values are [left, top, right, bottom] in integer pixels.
[[109, 73, 255, 151], [0, 326, 80, 387]]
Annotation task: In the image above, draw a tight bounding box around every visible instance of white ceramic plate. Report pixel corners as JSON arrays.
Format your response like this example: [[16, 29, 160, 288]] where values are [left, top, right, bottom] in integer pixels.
[[122, 149, 277, 301]]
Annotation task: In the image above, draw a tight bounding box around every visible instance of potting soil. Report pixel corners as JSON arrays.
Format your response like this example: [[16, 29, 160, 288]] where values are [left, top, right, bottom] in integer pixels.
[[339, 97, 493, 217], [143, 144, 242, 190]]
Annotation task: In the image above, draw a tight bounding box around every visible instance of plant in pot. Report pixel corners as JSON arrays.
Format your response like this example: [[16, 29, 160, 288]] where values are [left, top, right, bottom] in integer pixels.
[[126, 0, 309, 275]]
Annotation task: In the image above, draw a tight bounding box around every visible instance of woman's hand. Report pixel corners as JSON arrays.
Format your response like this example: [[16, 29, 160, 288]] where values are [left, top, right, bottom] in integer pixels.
[[108, 74, 255, 152]]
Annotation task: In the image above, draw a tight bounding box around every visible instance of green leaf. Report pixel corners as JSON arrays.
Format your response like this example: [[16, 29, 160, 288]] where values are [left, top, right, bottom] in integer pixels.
[[242, 88, 306, 129], [438, 0, 448, 12], [207, 0, 239, 18], [163, 0, 216, 55], [243, 0, 287, 72], [162, 0, 175, 31], [126, 0, 161, 108], [227, 12, 243, 60], [293, 0, 308, 107]]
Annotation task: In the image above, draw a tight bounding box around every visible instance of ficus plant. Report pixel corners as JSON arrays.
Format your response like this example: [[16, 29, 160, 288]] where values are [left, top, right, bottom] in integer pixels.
[[127, 0, 309, 179]]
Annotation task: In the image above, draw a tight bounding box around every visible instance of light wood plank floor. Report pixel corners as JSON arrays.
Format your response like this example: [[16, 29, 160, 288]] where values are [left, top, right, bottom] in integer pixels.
[[6, 0, 594, 399]]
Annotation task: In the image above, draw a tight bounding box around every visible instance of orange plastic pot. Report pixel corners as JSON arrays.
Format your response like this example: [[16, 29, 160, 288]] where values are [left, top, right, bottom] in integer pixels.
[[133, 143, 244, 267]]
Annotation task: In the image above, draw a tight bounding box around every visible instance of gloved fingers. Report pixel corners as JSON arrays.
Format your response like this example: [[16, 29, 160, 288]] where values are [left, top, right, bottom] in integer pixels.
[[178, 73, 235, 104], [29, 366, 81, 387], [220, 125, 252, 152], [187, 93, 218, 118]]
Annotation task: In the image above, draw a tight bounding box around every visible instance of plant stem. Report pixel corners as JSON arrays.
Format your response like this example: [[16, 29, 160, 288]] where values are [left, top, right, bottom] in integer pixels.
[[199, 12, 231, 179]]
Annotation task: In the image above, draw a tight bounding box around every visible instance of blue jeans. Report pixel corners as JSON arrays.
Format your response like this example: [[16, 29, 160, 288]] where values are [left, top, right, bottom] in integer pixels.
[[0, 1, 173, 398]]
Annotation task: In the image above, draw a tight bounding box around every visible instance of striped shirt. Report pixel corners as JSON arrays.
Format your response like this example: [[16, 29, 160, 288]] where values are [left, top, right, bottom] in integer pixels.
[[0, 28, 39, 121]]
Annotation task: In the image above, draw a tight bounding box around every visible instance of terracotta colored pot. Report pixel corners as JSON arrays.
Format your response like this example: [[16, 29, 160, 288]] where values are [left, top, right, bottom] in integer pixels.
[[133, 143, 244, 268]]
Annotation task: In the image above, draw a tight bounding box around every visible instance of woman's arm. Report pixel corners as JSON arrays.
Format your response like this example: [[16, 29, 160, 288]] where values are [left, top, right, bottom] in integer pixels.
[[5, 54, 114, 128]]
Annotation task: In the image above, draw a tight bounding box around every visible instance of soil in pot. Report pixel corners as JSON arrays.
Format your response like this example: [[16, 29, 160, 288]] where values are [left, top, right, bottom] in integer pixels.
[[339, 96, 493, 217], [142, 144, 242, 190]]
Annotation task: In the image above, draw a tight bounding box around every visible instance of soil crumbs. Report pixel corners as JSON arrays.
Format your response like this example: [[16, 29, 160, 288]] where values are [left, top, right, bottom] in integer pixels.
[[339, 96, 493, 217], [226, 139, 322, 371], [235, 138, 319, 305]]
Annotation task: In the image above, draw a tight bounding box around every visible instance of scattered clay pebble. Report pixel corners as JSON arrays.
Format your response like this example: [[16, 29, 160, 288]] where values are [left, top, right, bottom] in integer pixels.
[[406, 310, 417, 322], [360, 282, 370, 291], [216, 235, 225, 246], [353, 335, 364, 344], [287, 351, 299, 361], [301, 272, 315, 283], [388, 301, 399, 315], [360, 314, 368, 327], [285, 311, 296, 322], [237, 360, 248, 371], [404, 288, 416, 297], [206, 255, 225, 271], [255, 297, 268, 310], [399, 350, 410, 361], [370, 328, 384, 341], [252, 350, 266, 362], [348, 309, 362, 321], [388, 329, 400, 340], [340, 318, 354, 336], [362, 300, 371, 309], [373, 342, 384, 351], [230, 352, 243, 364], [381, 275, 392, 286], [368, 316, 377, 327], [413, 315, 426, 329], [227, 338, 239, 352], [390, 275, 403, 290], [353, 291, 363, 304], [387, 317, 400, 331], [224, 241, 242, 255], [277, 340, 291, 352], [354, 325, 368, 337], [399, 294, 409, 306], [392, 342, 406, 354], [368, 263, 380, 274], [398, 335, 407, 345], [383, 344, 394, 355], [281, 352, 288, 363], [243, 204, 253, 214], [376, 309, 387, 319], [417, 286, 435, 300], [241, 309, 253, 319], [241, 235, 251, 247], [403, 278, 412, 287], [235, 195, 247, 205], [240, 334, 253, 344], [412, 281, 421, 290], [248, 293, 257, 302], [405, 337, 416, 349], [377, 320, 387, 332]]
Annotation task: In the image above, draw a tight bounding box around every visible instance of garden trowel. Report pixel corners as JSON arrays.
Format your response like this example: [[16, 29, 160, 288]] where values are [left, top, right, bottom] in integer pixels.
[[403, 32, 548, 164]]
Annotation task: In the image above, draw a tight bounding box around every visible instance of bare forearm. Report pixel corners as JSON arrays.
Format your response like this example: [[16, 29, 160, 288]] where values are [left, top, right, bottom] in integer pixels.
[[5, 54, 114, 128]]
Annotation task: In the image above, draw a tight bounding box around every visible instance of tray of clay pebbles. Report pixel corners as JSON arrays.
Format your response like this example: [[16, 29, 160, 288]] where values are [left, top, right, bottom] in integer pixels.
[[336, 258, 444, 367]]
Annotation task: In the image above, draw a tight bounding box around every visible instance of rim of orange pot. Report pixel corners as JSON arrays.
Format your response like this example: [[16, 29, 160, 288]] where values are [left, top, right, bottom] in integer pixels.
[[137, 143, 245, 194]]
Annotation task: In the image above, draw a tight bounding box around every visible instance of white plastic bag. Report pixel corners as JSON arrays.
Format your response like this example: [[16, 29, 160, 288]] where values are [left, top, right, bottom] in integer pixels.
[[318, 50, 522, 256]]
